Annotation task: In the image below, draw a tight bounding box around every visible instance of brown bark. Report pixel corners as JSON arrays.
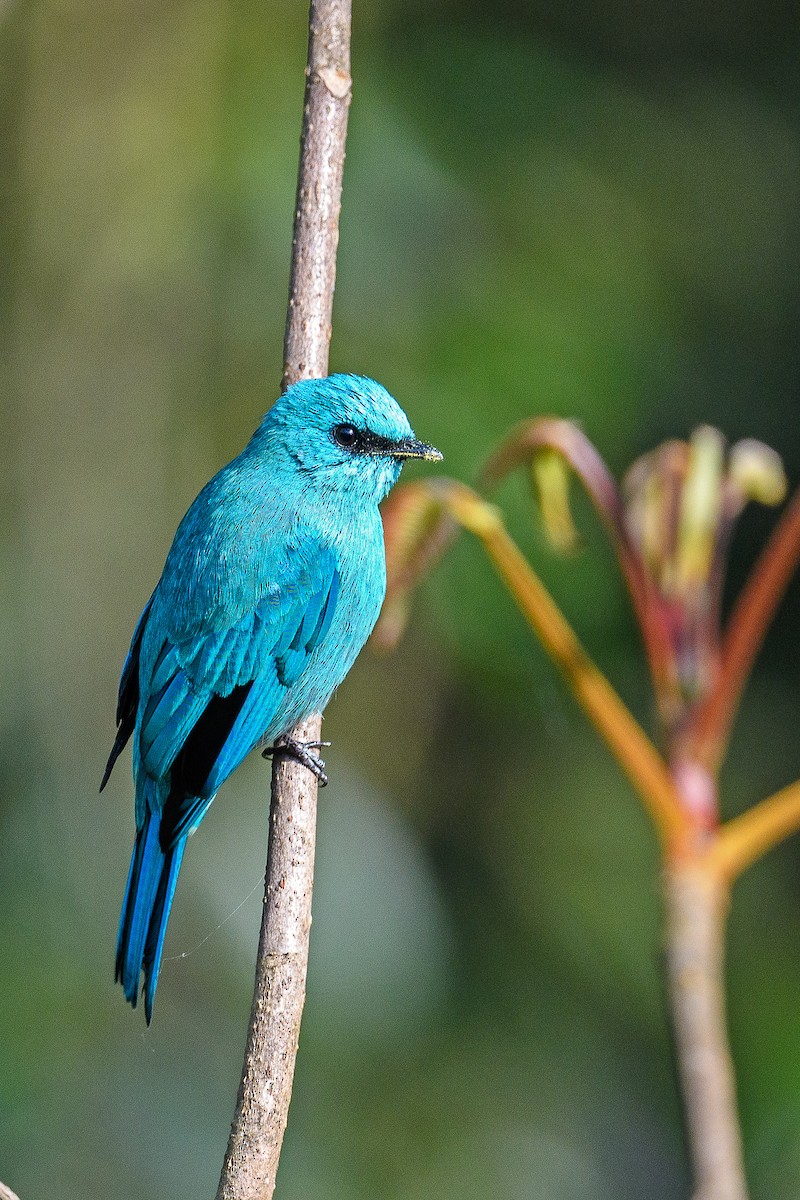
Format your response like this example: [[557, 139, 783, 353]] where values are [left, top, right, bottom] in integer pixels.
[[216, 4, 352, 1198]]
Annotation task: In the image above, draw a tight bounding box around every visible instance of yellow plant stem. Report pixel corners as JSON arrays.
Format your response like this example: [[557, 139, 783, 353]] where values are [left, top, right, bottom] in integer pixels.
[[709, 779, 800, 882], [437, 482, 687, 847]]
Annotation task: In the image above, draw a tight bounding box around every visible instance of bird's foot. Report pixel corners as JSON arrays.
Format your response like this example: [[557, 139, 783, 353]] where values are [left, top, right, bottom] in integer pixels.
[[262, 738, 332, 787]]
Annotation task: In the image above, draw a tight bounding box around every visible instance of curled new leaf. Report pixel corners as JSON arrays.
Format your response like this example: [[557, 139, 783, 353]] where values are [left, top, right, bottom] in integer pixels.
[[530, 448, 580, 554], [481, 418, 624, 533], [481, 417, 674, 701], [727, 439, 787, 511], [674, 426, 726, 595], [621, 427, 792, 750]]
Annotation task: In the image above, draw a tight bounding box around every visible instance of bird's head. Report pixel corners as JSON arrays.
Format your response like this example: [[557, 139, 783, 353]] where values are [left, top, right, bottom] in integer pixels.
[[257, 374, 442, 504]]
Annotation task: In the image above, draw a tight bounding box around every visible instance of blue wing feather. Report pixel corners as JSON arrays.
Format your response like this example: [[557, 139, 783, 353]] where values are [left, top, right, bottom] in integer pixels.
[[149, 640, 180, 696], [112, 541, 341, 1019], [179, 626, 230, 685], [141, 670, 191, 745], [310, 569, 339, 650], [142, 838, 185, 1023], [275, 574, 332, 687], [142, 688, 207, 779]]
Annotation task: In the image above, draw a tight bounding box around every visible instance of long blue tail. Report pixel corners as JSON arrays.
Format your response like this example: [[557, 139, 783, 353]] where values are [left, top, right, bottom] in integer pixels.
[[115, 807, 185, 1023]]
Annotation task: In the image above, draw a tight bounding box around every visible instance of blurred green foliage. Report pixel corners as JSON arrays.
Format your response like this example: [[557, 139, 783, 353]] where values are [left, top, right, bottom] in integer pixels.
[[1, 1, 799, 1197]]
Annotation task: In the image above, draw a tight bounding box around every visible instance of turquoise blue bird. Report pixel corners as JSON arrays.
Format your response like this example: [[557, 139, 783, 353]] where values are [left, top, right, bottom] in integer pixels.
[[102, 374, 441, 1022]]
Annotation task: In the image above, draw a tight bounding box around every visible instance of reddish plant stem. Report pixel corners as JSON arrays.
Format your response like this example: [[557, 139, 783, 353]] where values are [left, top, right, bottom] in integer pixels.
[[442, 479, 753, 1196], [690, 486, 800, 770], [480, 418, 677, 705], [216, 4, 352, 1198]]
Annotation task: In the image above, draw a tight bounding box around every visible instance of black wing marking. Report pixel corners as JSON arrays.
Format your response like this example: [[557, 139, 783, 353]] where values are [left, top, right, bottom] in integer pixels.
[[100, 599, 152, 792], [159, 681, 253, 848]]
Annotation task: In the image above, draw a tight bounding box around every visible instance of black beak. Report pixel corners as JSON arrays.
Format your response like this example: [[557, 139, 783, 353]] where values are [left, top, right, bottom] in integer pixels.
[[390, 436, 443, 462]]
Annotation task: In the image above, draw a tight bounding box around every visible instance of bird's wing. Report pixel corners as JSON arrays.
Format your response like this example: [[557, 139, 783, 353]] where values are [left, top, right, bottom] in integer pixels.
[[159, 548, 340, 845], [103, 544, 340, 843]]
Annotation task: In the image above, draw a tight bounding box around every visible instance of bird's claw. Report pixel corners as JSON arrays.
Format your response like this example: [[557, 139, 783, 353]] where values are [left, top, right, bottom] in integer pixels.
[[262, 737, 332, 787]]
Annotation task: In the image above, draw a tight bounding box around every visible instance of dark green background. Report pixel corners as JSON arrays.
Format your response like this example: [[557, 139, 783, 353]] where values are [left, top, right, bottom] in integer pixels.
[[1, 1, 799, 1197]]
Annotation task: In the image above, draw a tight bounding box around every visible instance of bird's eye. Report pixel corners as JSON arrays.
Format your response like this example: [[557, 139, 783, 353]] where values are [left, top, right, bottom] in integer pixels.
[[333, 423, 361, 450]]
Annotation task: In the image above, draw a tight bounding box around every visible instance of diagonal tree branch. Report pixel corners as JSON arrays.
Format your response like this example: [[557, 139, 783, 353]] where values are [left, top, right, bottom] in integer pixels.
[[216, 4, 352, 1198]]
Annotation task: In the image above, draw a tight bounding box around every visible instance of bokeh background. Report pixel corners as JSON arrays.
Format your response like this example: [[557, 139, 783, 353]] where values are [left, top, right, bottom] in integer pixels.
[[2, 1, 799, 1196]]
